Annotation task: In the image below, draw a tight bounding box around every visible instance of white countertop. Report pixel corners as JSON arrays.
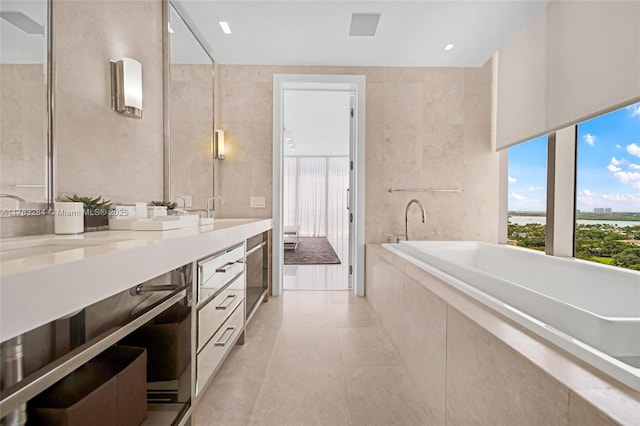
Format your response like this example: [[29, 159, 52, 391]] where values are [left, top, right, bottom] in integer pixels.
[[0, 218, 272, 342]]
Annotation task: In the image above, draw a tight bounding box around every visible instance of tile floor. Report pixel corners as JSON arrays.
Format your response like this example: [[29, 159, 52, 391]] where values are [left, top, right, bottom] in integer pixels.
[[193, 290, 432, 426]]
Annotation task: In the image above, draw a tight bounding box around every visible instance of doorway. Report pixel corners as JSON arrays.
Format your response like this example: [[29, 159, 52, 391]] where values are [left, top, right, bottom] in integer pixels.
[[272, 75, 366, 297], [282, 90, 351, 290]]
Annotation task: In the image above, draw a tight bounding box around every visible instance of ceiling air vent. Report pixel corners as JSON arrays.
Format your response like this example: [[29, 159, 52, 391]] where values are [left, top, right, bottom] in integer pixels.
[[349, 13, 381, 37]]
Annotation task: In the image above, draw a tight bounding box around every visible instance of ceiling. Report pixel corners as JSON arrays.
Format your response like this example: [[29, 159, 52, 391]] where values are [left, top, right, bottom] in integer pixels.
[[283, 90, 351, 157], [173, 0, 547, 67], [0, 0, 47, 64]]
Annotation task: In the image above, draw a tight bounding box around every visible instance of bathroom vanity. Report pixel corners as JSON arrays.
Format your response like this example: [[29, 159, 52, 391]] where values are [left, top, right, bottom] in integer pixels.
[[0, 218, 272, 425]]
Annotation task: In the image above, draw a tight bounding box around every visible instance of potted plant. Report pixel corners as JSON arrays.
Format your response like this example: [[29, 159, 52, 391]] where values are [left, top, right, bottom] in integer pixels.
[[66, 195, 112, 231], [151, 200, 178, 215]]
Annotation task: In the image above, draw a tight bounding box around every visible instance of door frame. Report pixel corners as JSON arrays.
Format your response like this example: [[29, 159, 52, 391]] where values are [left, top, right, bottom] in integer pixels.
[[272, 74, 366, 296]]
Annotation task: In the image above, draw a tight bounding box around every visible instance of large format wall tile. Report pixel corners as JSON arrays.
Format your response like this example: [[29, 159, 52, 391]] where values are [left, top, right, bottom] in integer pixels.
[[569, 394, 618, 426], [366, 248, 448, 425], [54, 0, 163, 203], [446, 306, 570, 426], [396, 274, 447, 425], [214, 62, 499, 244], [170, 64, 214, 210]]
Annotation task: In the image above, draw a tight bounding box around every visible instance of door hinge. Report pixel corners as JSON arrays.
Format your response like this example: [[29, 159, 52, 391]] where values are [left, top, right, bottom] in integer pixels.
[[350, 108, 354, 118], [349, 265, 353, 275], [350, 161, 353, 171], [350, 213, 353, 223]]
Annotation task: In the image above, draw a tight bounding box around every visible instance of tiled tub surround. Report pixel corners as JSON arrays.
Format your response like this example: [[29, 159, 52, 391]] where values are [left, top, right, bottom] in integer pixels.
[[388, 241, 640, 391], [366, 245, 640, 426]]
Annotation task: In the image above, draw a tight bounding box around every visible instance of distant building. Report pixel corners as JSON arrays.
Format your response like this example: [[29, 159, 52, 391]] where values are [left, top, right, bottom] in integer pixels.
[[593, 208, 612, 214]]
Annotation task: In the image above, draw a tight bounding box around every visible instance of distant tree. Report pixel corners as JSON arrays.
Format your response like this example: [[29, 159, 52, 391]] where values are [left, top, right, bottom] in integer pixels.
[[611, 246, 640, 270]]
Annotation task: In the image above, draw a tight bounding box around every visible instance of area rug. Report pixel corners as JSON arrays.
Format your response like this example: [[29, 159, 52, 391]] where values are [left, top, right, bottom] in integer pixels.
[[284, 237, 341, 265]]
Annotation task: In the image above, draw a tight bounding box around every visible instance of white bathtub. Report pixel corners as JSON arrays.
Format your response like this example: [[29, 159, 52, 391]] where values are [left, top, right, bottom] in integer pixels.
[[384, 241, 640, 391]]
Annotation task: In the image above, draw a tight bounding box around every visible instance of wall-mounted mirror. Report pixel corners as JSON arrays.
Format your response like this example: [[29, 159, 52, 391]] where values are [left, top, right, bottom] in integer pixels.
[[0, 0, 51, 206], [167, 2, 214, 210]]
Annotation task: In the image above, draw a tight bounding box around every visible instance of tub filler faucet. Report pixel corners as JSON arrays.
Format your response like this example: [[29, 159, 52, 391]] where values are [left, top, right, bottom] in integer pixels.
[[405, 199, 426, 241]]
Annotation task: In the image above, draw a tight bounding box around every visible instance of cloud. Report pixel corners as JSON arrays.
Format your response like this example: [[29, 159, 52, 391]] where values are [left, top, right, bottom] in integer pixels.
[[583, 133, 596, 146], [576, 190, 640, 212], [607, 164, 622, 172], [616, 144, 622, 149], [626, 143, 640, 158], [527, 186, 543, 192], [612, 170, 640, 188], [611, 157, 623, 166], [510, 192, 527, 201], [630, 163, 640, 170], [508, 175, 517, 184], [627, 103, 640, 117]]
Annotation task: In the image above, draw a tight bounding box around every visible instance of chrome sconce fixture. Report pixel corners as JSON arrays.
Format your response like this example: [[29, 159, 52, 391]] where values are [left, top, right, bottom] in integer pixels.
[[214, 130, 225, 159], [110, 58, 142, 119]]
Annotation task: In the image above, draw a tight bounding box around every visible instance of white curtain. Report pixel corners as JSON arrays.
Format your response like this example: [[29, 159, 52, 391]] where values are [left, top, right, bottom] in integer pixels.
[[284, 156, 349, 238]]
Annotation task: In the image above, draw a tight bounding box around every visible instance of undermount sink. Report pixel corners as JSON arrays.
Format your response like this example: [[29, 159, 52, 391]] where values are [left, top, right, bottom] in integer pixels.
[[0, 238, 128, 261]]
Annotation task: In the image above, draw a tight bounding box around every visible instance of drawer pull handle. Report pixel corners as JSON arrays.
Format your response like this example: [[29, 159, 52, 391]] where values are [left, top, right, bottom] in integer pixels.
[[214, 326, 236, 347], [133, 284, 181, 295], [215, 262, 237, 273], [215, 294, 237, 310]]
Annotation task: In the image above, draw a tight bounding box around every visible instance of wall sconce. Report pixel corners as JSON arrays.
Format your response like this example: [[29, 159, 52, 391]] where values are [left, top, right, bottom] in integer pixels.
[[110, 58, 142, 119], [214, 130, 226, 160]]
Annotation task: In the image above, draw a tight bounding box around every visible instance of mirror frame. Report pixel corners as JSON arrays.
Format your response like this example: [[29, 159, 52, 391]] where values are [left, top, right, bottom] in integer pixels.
[[162, 0, 217, 204], [46, 0, 54, 209], [0, 0, 54, 212]]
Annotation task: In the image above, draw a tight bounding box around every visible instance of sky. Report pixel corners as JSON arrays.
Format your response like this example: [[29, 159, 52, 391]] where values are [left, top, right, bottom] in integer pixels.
[[508, 103, 640, 212]]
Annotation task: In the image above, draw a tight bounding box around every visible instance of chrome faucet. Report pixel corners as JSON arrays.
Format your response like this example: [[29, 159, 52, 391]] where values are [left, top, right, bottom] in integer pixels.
[[405, 199, 426, 241], [206, 196, 224, 217]]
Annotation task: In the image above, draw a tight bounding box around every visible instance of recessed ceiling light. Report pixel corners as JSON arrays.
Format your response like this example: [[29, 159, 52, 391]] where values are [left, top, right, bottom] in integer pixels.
[[0, 11, 44, 35], [219, 21, 232, 34], [444, 44, 455, 51], [349, 13, 381, 37], [168, 22, 175, 34]]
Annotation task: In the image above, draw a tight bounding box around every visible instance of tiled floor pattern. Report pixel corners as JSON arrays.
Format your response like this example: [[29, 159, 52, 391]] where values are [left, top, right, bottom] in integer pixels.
[[193, 290, 432, 426]]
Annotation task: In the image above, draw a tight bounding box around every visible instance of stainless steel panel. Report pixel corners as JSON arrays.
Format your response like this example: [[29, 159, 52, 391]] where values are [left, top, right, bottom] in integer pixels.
[[195, 303, 244, 396], [197, 244, 244, 304], [197, 284, 244, 352]]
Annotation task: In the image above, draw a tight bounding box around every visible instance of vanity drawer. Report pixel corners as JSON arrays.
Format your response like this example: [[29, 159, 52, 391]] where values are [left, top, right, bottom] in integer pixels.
[[196, 302, 244, 396], [197, 286, 244, 352], [198, 243, 245, 304]]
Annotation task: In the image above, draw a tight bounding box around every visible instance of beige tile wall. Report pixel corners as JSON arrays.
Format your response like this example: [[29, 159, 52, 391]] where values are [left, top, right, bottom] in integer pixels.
[[170, 64, 214, 210], [0, 65, 48, 202], [54, 0, 164, 203], [214, 62, 499, 243]]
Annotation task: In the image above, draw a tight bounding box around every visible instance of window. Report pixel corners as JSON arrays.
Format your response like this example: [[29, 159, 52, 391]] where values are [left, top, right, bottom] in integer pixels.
[[575, 103, 640, 270], [507, 135, 548, 251]]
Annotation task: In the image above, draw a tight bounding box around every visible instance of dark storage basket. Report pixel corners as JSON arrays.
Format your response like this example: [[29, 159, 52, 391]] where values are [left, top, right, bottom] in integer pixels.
[[120, 303, 191, 382], [27, 346, 147, 426]]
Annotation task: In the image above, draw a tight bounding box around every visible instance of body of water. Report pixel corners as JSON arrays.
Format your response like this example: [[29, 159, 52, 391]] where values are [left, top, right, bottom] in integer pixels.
[[509, 216, 640, 227]]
